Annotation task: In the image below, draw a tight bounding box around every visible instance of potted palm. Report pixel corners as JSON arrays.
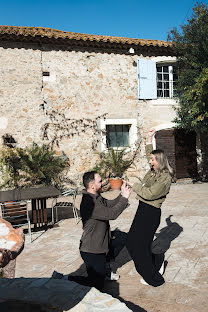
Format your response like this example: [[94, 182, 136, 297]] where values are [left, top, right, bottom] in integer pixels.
[[0, 143, 69, 190], [94, 148, 134, 190], [18, 143, 69, 188]]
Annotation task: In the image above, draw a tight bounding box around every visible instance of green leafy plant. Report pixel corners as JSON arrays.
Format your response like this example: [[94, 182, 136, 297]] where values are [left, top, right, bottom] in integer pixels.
[[0, 143, 69, 190], [0, 147, 22, 189], [168, 3, 208, 132], [168, 2, 208, 179], [19, 143, 69, 187], [94, 148, 135, 179]]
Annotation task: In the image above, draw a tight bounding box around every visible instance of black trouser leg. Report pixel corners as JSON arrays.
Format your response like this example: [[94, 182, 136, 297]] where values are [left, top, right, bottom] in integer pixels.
[[126, 202, 165, 287], [152, 253, 165, 272], [80, 251, 106, 290]]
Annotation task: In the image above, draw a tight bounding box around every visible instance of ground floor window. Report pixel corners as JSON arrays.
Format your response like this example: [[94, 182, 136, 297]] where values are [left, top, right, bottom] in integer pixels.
[[106, 124, 130, 147], [100, 118, 137, 151]]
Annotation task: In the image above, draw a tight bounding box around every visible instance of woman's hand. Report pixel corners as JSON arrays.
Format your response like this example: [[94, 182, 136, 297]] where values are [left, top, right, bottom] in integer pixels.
[[125, 181, 133, 188], [121, 181, 131, 199], [147, 128, 156, 144]]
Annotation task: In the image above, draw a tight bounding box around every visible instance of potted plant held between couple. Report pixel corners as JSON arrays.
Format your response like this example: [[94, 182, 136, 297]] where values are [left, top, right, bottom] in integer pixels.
[[94, 148, 135, 190]]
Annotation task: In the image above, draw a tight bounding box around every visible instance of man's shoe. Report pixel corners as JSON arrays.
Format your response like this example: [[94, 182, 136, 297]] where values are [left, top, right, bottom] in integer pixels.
[[140, 278, 149, 285], [105, 272, 120, 281], [51, 270, 64, 279]]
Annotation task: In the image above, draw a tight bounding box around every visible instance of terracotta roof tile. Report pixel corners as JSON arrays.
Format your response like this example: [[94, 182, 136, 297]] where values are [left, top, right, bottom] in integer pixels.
[[0, 25, 172, 49]]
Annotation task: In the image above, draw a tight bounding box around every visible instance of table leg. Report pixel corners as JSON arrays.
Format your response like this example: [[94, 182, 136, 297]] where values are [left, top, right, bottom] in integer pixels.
[[41, 199, 47, 224], [32, 199, 37, 229], [32, 198, 48, 228]]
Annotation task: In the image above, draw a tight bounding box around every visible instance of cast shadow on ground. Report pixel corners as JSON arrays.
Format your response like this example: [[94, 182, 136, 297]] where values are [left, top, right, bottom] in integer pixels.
[[152, 215, 183, 254], [0, 278, 91, 312], [103, 215, 183, 276]]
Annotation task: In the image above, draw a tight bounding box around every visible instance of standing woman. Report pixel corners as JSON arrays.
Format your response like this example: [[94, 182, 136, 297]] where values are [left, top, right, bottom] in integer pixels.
[[126, 129, 174, 287]]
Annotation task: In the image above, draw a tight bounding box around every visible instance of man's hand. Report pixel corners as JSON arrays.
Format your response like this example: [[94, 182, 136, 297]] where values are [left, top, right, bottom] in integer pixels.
[[121, 181, 131, 199]]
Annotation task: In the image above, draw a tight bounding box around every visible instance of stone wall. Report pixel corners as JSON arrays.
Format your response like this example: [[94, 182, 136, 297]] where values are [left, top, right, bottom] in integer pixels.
[[0, 41, 177, 184], [0, 42, 44, 145]]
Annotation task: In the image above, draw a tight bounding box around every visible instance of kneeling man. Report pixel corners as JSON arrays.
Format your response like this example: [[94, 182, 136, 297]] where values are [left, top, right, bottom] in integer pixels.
[[80, 171, 130, 290]]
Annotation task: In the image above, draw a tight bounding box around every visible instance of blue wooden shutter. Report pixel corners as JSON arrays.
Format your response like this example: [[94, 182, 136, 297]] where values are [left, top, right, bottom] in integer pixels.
[[137, 58, 157, 99]]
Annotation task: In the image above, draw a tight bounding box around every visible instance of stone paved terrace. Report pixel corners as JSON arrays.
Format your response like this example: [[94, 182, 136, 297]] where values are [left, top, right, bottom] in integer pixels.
[[1, 183, 208, 311]]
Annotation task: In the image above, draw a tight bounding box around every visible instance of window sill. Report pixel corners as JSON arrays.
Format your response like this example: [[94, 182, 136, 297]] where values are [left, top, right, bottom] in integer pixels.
[[148, 98, 179, 106]]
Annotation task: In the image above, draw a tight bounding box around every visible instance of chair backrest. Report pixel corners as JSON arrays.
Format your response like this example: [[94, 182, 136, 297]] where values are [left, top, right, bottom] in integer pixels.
[[61, 188, 78, 197], [1, 201, 29, 227]]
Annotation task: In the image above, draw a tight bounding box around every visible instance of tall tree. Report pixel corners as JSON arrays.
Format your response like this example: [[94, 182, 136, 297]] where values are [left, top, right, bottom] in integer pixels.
[[168, 2, 208, 179]]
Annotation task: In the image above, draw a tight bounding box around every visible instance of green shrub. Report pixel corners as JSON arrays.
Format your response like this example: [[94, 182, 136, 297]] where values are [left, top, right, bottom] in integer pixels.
[[0, 143, 69, 190]]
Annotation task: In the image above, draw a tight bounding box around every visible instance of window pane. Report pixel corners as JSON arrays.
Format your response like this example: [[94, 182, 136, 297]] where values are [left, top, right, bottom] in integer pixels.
[[122, 125, 130, 146], [163, 74, 169, 81], [157, 73, 162, 81], [106, 125, 116, 147], [157, 66, 162, 72], [163, 66, 168, 72], [164, 90, 170, 97], [106, 125, 130, 147], [108, 133, 117, 147], [157, 89, 163, 97], [164, 82, 169, 89], [157, 82, 162, 88], [122, 125, 129, 132], [116, 125, 124, 147], [107, 125, 114, 132]]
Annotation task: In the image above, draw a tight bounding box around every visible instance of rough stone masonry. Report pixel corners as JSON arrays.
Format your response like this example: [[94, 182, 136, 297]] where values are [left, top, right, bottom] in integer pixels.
[[0, 37, 176, 185]]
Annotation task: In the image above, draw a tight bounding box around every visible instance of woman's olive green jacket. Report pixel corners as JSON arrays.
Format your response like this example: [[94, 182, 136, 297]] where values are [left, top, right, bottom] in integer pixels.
[[132, 144, 172, 209]]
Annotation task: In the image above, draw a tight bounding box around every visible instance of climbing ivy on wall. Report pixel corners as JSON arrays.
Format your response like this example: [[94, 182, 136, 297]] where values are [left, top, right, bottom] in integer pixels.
[[41, 109, 108, 149]]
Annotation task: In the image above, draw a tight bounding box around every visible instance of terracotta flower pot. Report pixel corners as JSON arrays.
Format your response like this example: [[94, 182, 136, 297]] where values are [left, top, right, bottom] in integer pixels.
[[109, 178, 123, 190]]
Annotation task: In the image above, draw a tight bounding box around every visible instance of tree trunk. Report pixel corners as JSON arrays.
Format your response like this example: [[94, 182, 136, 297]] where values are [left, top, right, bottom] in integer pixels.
[[200, 132, 208, 180]]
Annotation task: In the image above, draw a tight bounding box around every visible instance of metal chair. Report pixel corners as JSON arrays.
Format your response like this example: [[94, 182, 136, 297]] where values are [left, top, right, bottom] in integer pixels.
[[52, 188, 80, 224], [1, 200, 32, 243]]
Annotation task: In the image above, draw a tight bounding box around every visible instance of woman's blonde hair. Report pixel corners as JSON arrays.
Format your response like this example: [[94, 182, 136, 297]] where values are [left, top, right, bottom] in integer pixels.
[[151, 149, 174, 177]]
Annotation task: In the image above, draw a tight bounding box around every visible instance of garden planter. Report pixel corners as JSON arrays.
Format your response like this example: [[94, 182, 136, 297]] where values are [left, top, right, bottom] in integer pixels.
[[109, 178, 123, 190]]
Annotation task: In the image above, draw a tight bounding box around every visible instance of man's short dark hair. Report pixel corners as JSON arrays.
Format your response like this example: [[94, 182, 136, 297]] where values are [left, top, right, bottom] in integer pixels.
[[83, 171, 97, 189]]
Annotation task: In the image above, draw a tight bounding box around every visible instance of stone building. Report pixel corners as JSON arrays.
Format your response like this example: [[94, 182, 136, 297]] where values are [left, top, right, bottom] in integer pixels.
[[0, 26, 197, 184]]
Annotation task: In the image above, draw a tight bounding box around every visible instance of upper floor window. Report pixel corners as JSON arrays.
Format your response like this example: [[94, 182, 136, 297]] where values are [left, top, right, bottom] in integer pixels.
[[157, 65, 177, 98], [137, 58, 177, 100]]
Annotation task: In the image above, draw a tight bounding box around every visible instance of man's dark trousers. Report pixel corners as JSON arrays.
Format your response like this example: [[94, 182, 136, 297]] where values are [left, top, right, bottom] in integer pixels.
[[80, 251, 106, 290]]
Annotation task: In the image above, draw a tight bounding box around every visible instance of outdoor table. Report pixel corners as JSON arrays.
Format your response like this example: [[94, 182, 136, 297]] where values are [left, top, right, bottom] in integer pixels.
[[0, 186, 61, 228]]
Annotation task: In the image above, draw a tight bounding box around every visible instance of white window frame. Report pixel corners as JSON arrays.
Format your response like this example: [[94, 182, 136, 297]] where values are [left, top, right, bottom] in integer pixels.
[[156, 64, 176, 99], [100, 118, 138, 152]]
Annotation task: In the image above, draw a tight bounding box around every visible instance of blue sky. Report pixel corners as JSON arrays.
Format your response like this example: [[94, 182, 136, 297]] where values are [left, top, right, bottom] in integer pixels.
[[0, 0, 207, 41]]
